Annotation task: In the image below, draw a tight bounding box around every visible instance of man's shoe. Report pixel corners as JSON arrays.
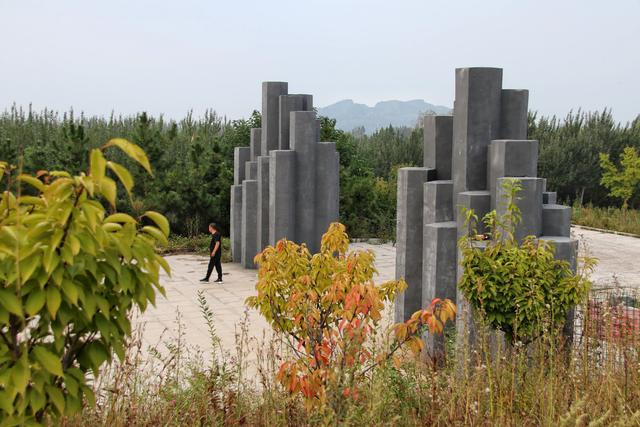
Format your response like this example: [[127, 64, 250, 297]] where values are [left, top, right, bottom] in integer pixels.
[[214, 278, 223, 284], [199, 278, 209, 283]]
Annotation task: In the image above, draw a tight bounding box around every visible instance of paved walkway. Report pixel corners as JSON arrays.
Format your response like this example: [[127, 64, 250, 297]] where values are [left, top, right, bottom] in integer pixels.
[[135, 227, 639, 361]]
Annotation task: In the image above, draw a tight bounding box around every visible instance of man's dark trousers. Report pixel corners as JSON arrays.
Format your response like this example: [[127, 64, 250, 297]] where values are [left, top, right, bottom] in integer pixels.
[[205, 254, 222, 281]]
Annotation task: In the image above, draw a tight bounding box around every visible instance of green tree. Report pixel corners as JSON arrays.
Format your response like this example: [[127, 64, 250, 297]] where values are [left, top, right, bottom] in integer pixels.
[[0, 139, 169, 423], [599, 146, 640, 209]]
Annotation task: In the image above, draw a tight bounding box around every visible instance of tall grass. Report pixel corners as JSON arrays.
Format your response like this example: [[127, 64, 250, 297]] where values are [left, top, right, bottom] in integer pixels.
[[572, 204, 640, 236], [57, 288, 640, 426]]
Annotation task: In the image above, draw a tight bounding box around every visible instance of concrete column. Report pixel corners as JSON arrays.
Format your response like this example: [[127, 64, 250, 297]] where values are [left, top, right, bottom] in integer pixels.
[[250, 128, 262, 161], [261, 82, 288, 156], [230, 185, 243, 263], [279, 94, 313, 150], [452, 68, 503, 207], [269, 150, 296, 245], [422, 221, 457, 362], [543, 191, 557, 204], [424, 180, 453, 224], [500, 89, 529, 139], [496, 177, 543, 242], [257, 156, 270, 253], [456, 191, 491, 237], [542, 204, 571, 237], [424, 115, 453, 180], [394, 167, 436, 322], [241, 180, 259, 269], [315, 142, 340, 244], [488, 139, 538, 209], [233, 146, 251, 185], [245, 161, 258, 181], [291, 111, 319, 252]]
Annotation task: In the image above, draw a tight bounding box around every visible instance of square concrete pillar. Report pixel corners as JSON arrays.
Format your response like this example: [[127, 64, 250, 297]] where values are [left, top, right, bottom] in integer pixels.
[[394, 167, 436, 322], [496, 177, 543, 242], [456, 191, 491, 237], [452, 68, 503, 205], [250, 128, 262, 161], [424, 180, 453, 224], [424, 115, 453, 180], [500, 89, 529, 140], [488, 139, 538, 209], [279, 94, 313, 150], [269, 150, 296, 245], [291, 111, 319, 252], [245, 161, 258, 181], [233, 146, 251, 185], [257, 156, 270, 253], [315, 142, 340, 242], [230, 185, 243, 263], [261, 82, 288, 156], [542, 204, 571, 237], [422, 221, 457, 362], [543, 191, 557, 204], [241, 180, 259, 269]]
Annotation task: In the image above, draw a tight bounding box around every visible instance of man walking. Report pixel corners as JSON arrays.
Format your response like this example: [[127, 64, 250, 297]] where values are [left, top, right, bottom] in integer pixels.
[[200, 223, 223, 283]]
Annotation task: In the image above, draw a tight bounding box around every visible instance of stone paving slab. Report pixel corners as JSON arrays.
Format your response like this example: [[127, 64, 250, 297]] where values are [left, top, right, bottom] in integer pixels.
[[134, 227, 640, 360]]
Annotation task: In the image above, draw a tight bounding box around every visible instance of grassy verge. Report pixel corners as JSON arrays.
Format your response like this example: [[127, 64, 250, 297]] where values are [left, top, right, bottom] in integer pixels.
[[158, 234, 233, 263], [59, 289, 640, 426], [572, 204, 640, 236]]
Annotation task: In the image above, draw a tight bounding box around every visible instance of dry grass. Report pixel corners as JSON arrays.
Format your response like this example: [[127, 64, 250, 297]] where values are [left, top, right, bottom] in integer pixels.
[[573, 204, 640, 236]]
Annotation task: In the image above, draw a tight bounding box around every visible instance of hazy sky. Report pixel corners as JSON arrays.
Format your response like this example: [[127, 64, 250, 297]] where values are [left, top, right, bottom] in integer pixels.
[[1, 0, 639, 123]]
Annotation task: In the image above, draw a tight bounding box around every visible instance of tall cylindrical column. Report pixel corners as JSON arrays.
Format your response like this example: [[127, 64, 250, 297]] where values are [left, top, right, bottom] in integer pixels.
[[230, 185, 243, 263], [241, 180, 259, 269], [261, 82, 288, 156], [269, 150, 296, 245], [315, 142, 340, 246], [257, 156, 270, 253]]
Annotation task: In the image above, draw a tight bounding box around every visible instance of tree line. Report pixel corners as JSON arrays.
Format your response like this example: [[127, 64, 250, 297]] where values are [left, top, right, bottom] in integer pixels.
[[1, 105, 638, 239]]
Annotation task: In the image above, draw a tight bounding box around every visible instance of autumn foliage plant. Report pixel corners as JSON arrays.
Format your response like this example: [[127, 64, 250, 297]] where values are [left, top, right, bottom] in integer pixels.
[[0, 139, 170, 424], [246, 223, 455, 415]]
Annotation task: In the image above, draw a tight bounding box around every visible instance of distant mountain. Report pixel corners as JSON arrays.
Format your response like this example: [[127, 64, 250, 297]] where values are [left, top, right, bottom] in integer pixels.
[[318, 99, 452, 134]]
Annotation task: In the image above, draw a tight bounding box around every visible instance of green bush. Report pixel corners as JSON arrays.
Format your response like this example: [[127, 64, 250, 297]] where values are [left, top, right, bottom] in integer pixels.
[[458, 179, 593, 344], [0, 139, 169, 423]]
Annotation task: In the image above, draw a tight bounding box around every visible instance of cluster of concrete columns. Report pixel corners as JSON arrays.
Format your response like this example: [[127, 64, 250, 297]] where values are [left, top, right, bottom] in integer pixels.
[[394, 68, 576, 358], [230, 82, 340, 269]]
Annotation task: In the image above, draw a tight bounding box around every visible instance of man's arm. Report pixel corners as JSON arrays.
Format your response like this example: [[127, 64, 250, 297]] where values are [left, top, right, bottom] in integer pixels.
[[211, 240, 220, 257]]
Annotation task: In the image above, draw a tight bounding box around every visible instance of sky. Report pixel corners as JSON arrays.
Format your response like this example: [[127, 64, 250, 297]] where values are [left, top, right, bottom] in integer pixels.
[[1, 0, 639, 123]]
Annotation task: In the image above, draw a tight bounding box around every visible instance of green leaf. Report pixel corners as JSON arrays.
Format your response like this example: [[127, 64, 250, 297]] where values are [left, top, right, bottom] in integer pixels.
[[17, 174, 44, 192], [61, 280, 79, 305], [105, 213, 137, 224], [25, 289, 46, 316], [141, 226, 168, 245], [33, 346, 63, 377], [46, 287, 61, 318], [103, 138, 153, 176], [45, 385, 65, 414], [0, 289, 23, 317], [143, 211, 170, 237], [89, 149, 106, 181], [106, 161, 134, 195], [100, 177, 117, 207]]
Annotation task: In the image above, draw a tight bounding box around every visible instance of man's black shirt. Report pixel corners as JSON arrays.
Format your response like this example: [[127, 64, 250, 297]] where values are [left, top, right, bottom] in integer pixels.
[[209, 232, 221, 257]]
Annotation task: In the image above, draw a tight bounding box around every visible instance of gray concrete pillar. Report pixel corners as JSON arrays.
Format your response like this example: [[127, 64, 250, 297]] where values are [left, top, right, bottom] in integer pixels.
[[257, 156, 270, 253], [488, 139, 538, 209], [315, 142, 340, 244], [424, 115, 453, 180], [542, 204, 571, 237], [261, 82, 288, 156], [422, 221, 458, 362], [241, 180, 259, 269], [543, 191, 557, 204], [394, 167, 436, 322], [250, 128, 262, 161], [500, 89, 529, 139], [452, 68, 503, 206], [456, 191, 491, 237], [279, 94, 313, 150], [291, 111, 319, 252], [269, 150, 296, 245], [245, 161, 258, 181], [230, 185, 243, 263], [233, 146, 251, 185], [424, 180, 453, 224], [496, 177, 543, 242]]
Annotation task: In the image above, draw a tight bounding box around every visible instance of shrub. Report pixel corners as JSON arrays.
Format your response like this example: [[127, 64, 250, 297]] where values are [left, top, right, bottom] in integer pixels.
[[0, 139, 169, 423], [246, 222, 455, 419], [457, 179, 593, 344]]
